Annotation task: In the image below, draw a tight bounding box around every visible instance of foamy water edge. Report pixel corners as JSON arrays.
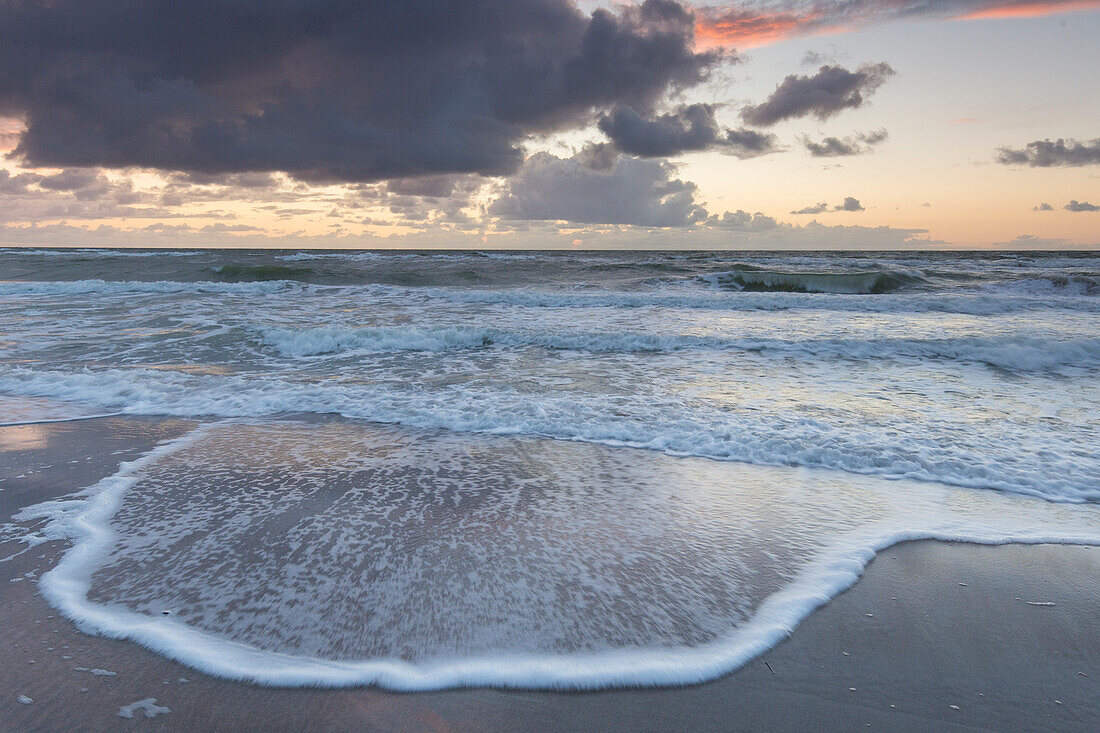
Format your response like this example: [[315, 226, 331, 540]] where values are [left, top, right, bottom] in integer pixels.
[[14, 422, 1100, 690]]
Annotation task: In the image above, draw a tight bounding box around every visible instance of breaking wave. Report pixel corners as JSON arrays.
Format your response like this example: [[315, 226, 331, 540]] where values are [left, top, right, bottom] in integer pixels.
[[259, 325, 1100, 371], [697, 268, 924, 294], [212, 264, 316, 282], [0, 279, 306, 296]]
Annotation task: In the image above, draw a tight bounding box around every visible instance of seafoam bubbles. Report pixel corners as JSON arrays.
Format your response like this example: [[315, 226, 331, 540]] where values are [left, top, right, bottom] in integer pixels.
[[29, 420, 1100, 689]]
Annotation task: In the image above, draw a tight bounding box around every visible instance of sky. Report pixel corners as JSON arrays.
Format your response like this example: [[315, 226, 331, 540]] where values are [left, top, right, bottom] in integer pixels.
[[0, 0, 1097, 250]]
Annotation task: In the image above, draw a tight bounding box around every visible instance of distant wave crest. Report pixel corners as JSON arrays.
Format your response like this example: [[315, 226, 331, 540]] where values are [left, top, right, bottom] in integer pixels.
[[697, 268, 924, 294]]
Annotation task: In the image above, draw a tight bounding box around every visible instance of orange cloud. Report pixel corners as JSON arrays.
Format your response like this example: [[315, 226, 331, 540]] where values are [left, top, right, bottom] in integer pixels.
[[695, 10, 829, 49], [695, 1, 1100, 50], [956, 0, 1100, 19]]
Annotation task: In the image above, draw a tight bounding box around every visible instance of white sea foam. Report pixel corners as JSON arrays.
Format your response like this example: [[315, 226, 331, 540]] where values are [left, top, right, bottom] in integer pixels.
[[118, 699, 170, 719], [427, 286, 1100, 315], [0, 395, 121, 426], [1, 248, 200, 258], [0, 362, 1096, 503], [257, 324, 1100, 370], [0, 279, 308, 296], [15, 421, 1100, 690]]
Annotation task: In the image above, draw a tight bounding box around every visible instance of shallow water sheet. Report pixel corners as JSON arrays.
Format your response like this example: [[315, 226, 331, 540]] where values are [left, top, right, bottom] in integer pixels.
[[34, 419, 1100, 689]]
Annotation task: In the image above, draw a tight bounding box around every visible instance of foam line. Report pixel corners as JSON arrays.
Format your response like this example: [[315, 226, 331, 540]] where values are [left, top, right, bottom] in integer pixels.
[[23, 434, 1100, 690], [0, 412, 123, 427]]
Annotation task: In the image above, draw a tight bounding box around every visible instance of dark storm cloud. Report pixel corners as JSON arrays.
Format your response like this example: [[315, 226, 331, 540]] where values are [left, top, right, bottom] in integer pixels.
[[995, 138, 1100, 167], [598, 104, 778, 158], [803, 129, 888, 157], [0, 0, 717, 182], [1065, 200, 1099, 212], [741, 63, 895, 127], [490, 152, 707, 227]]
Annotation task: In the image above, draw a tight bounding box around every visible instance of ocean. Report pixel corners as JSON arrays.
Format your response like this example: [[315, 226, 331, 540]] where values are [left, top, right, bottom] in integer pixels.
[[1, 248, 1098, 689]]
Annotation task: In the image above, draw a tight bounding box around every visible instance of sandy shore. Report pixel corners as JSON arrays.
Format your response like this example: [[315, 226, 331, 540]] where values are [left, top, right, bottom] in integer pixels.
[[2, 417, 1097, 731]]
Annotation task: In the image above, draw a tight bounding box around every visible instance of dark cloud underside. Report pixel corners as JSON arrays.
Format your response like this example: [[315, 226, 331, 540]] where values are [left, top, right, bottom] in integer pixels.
[[598, 104, 778, 158], [790, 196, 864, 214], [996, 138, 1100, 167], [741, 64, 895, 127], [0, 0, 717, 182], [803, 129, 888, 157], [1065, 200, 1099, 212]]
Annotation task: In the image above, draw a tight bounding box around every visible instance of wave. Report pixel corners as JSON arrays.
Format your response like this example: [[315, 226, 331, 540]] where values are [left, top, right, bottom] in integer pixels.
[[12, 423, 1100, 690], [990, 274, 1100, 297], [0, 279, 307, 296], [697, 268, 924, 294], [212, 264, 315, 282], [429, 287, 1100, 315], [259, 325, 1100, 371], [1, 366, 1095, 502], [1, 248, 201, 258]]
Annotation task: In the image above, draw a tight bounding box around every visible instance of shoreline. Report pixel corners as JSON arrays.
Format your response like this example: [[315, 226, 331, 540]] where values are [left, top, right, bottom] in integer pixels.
[[2, 416, 1098, 731]]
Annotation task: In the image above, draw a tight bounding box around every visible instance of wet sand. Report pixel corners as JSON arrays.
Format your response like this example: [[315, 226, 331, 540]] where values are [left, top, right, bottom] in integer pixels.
[[2, 417, 1098, 731]]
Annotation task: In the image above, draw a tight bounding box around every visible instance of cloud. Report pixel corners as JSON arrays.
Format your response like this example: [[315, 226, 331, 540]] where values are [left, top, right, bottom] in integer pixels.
[[385, 176, 465, 199], [991, 233, 1074, 249], [0, 217, 950, 250], [791, 195, 864, 214], [801, 50, 831, 66], [695, 2, 1100, 49], [598, 103, 778, 157], [0, 169, 42, 194], [996, 138, 1100, 167], [1034, 202, 1055, 211], [1065, 200, 1099, 212], [0, 0, 717, 183], [490, 152, 707, 227], [576, 142, 621, 172], [706, 210, 779, 231], [741, 64, 895, 127], [803, 129, 888, 157]]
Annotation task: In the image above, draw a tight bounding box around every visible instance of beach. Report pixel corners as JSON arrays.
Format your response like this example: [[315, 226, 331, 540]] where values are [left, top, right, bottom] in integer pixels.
[[3, 416, 1098, 731], [2, 0, 1098, 726], [1, 248, 1098, 729]]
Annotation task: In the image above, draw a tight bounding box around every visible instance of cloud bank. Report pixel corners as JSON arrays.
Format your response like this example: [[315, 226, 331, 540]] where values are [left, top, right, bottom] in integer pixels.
[[490, 152, 707, 227], [0, 0, 717, 182]]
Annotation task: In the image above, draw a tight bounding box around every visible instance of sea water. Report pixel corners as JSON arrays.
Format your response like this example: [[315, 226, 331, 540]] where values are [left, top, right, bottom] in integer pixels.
[[1, 248, 1098, 688]]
